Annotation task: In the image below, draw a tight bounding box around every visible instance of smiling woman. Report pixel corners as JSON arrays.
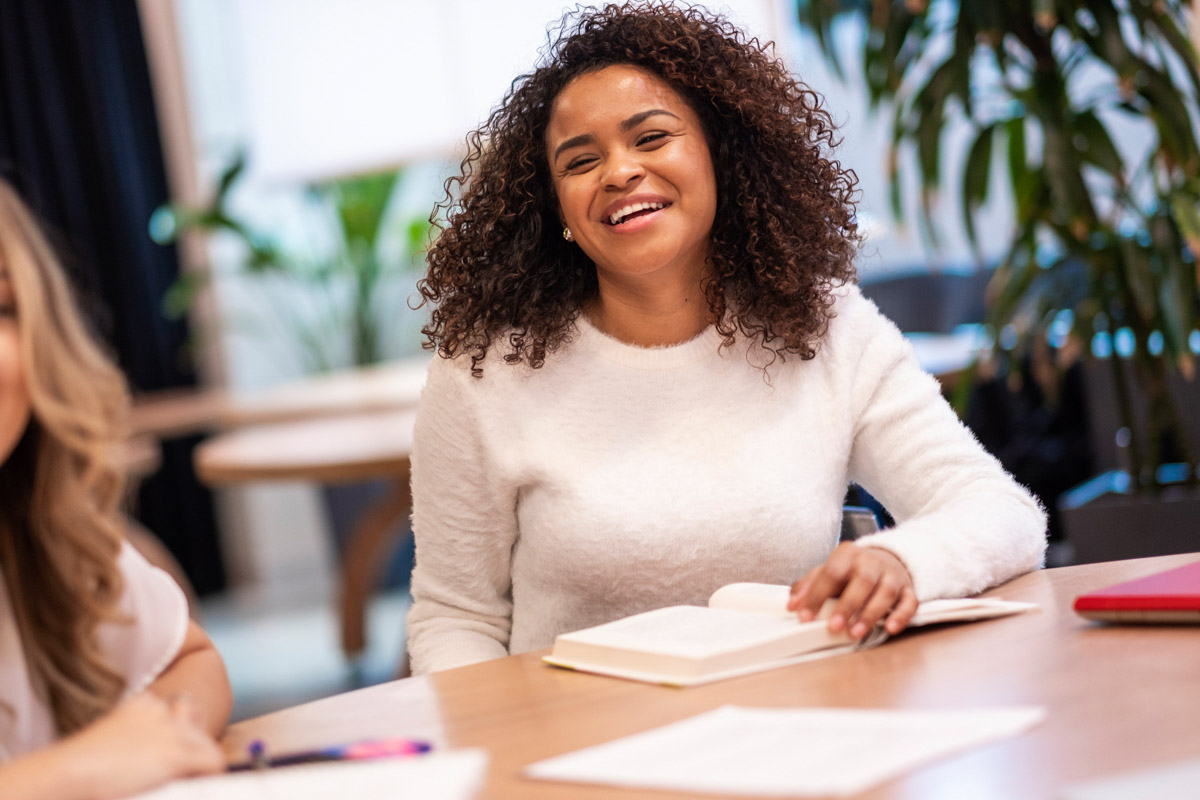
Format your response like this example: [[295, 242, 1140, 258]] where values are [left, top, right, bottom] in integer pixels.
[[419, 3, 860, 374], [406, 3, 1047, 676]]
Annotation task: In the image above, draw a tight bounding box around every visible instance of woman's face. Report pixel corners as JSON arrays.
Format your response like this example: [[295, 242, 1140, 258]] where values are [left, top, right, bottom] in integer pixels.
[[0, 269, 30, 464], [546, 64, 718, 289]]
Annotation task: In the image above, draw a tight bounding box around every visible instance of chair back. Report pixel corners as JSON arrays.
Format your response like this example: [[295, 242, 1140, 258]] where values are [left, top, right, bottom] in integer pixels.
[[841, 506, 880, 541]]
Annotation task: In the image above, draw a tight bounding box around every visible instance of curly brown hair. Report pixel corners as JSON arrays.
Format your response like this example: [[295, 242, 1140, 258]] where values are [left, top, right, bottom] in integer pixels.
[[418, 2, 860, 375]]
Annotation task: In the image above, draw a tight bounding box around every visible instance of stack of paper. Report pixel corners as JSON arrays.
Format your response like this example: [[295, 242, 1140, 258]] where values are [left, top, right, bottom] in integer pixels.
[[526, 705, 1044, 797], [129, 749, 487, 800]]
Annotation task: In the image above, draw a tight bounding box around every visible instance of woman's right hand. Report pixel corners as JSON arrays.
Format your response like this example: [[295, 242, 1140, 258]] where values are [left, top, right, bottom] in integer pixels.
[[58, 692, 225, 799]]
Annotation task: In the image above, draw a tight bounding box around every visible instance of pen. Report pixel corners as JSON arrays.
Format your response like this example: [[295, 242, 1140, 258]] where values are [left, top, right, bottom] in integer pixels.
[[229, 736, 433, 771]]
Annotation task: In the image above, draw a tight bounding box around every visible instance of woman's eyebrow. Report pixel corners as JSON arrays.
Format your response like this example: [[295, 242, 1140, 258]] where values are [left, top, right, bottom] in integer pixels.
[[554, 133, 595, 161], [619, 108, 679, 131]]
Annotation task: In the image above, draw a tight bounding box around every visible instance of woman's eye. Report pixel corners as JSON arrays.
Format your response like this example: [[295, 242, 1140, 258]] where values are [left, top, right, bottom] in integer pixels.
[[637, 132, 668, 146], [0, 304, 15, 318], [566, 156, 597, 171]]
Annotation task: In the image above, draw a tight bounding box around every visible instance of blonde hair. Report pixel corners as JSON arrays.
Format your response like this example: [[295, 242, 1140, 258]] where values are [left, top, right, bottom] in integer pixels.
[[0, 180, 131, 735]]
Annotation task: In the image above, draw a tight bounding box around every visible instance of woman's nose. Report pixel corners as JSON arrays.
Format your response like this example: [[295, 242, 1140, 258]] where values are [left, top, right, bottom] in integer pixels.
[[601, 149, 644, 189]]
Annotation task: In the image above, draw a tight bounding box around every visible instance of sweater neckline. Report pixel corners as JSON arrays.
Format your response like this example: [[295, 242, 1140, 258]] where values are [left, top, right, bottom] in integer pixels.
[[573, 313, 725, 369]]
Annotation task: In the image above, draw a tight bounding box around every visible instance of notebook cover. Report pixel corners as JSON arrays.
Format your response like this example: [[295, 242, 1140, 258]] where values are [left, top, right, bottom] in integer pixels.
[[1073, 560, 1200, 613]]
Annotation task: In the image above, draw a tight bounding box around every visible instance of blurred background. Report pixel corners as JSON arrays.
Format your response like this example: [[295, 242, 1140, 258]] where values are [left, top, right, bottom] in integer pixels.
[[1, 0, 1196, 721]]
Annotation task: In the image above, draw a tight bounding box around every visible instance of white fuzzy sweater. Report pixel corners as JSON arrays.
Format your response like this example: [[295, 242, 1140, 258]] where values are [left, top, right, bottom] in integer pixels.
[[407, 285, 1046, 674]]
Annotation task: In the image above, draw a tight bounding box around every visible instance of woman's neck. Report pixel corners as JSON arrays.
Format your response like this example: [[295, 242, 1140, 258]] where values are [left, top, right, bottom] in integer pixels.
[[585, 282, 712, 347], [585, 258, 715, 347]]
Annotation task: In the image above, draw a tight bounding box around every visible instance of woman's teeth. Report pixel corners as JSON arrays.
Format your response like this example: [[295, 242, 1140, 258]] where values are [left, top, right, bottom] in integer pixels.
[[609, 201, 666, 225]]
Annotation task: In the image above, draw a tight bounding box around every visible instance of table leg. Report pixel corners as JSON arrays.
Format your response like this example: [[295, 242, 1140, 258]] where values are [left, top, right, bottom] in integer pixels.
[[339, 466, 413, 660]]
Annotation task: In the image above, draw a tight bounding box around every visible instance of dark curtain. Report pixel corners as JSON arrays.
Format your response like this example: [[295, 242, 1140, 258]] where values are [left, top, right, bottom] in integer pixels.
[[0, 0, 226, 594]]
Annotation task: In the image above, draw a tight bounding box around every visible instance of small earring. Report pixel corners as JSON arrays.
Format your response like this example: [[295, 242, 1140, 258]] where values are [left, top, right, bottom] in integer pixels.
[[562, 227, 573, 242]]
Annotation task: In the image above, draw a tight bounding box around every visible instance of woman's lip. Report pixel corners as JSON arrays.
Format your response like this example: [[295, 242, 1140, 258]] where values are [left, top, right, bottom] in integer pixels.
[[600, 194, 672, 224], [604, 206, 666, 234]]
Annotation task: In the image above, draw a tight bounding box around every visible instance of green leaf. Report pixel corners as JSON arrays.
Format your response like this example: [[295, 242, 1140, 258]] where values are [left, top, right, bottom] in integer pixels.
[[913, 59, 957, 190], [1145, 13, 1200, 101], [215, 153, 247, 205], [1136, 59, 1200, 171], [1074, 110, 1124, 181], [1169, 191, 1200, 248], [1083, 0, 1136, 70], [323, 171, 399, 251], [162, 271, 209, 320], [961, 122, 996, 257], [869, 6, 918, 106], [1115, 235, 1158, 323]]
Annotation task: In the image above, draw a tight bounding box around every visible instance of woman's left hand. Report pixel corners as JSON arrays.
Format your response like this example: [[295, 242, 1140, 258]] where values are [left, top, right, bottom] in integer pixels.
[[787, 542, 918, 640]]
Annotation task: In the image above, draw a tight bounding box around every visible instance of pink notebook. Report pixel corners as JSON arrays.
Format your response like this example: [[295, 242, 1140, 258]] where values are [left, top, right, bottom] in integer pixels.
[[1073, 559, 1200, 623]]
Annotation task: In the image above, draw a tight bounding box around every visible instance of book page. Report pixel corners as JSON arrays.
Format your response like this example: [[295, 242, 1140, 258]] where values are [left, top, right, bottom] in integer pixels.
[[1061, 759, 1200, 800], [126, 750, 487, 800], [706, 584, 1038, 627], [525, 705, 1045, 797], [909, 598, 1038, 626], [706, 583, 793, 616], [558, 605, 833, 659]]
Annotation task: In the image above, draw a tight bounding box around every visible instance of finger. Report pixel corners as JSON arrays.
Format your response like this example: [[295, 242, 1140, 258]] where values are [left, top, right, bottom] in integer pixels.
[[829, 568, 881, 634], [848, 574, 904, 639], [178, 728, 227, 776], [795, 545, 857, 620], [884, 586, 920, 634], [787, 575, 814, 613], [788, 571, 830, 619]]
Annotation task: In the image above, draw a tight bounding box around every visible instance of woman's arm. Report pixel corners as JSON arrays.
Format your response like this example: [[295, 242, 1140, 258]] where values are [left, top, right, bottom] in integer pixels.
[[844, 319, 1047, 597], [406, 356, 519, 674], [0, 693, 224, 800], [791, 290, 1046, 632], [145, 620, 232, 738]]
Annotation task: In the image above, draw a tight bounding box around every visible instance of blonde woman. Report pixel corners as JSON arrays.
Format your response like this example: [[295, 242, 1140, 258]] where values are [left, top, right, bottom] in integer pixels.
[[0, 179, 231, 799]]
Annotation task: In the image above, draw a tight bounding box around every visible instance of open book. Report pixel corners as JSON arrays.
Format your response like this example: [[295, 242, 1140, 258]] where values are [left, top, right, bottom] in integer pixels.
[[543, 583, 1036, 687]]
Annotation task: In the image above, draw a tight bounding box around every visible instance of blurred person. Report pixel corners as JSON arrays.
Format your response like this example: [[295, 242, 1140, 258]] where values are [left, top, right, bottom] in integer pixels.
[[0, 177, 230, 799]]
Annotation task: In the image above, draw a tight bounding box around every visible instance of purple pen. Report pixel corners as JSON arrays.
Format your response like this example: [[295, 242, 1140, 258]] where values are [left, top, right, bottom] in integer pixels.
[[229, 737, 433, 771]]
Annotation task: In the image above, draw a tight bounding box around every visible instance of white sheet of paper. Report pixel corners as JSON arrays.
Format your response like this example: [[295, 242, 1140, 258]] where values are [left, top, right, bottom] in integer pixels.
[[126, 749, 487, 800], [525, 705, 1045, 797], [1060, 759, 1200, 800]]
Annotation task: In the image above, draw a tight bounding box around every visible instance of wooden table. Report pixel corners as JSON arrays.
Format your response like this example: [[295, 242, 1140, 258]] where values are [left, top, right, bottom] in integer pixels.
[[130, 357, 431, 437], [221, 553, 1200, 799], [188, 358, 429, 662]]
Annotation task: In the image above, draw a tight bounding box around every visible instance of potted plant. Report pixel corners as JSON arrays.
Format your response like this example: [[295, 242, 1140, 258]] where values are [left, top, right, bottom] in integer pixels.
[[152, 154, 430, 375], [797, 0, 1200, 561]]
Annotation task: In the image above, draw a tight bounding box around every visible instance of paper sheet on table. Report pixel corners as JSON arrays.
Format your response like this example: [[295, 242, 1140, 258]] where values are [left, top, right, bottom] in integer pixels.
[[525, 705, 1045, 797], [127, 749, 487, 800], [1060, 759, 1200, 800]]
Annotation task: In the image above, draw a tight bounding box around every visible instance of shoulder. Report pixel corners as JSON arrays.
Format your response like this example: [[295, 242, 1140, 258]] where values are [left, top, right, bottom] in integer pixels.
[[97, 542, 189, 695], [826, 282, 896, 334], [423, 326, 589, 398], [819, 282, 907, 362]]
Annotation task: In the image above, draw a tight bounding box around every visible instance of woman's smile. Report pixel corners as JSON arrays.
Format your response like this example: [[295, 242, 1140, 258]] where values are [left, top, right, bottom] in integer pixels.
[[602, 194, 672, 232]]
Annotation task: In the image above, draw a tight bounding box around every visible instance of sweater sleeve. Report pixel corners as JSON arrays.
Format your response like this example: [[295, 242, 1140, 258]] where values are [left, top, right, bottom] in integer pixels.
[[844, 295, 1047, 600], [96, 543, 190, 697], [406, 355, 517, 674]]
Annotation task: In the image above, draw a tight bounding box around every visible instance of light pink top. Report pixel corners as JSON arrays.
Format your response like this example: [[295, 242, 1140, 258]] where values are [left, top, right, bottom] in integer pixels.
[[0, 543, 188, 759]]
